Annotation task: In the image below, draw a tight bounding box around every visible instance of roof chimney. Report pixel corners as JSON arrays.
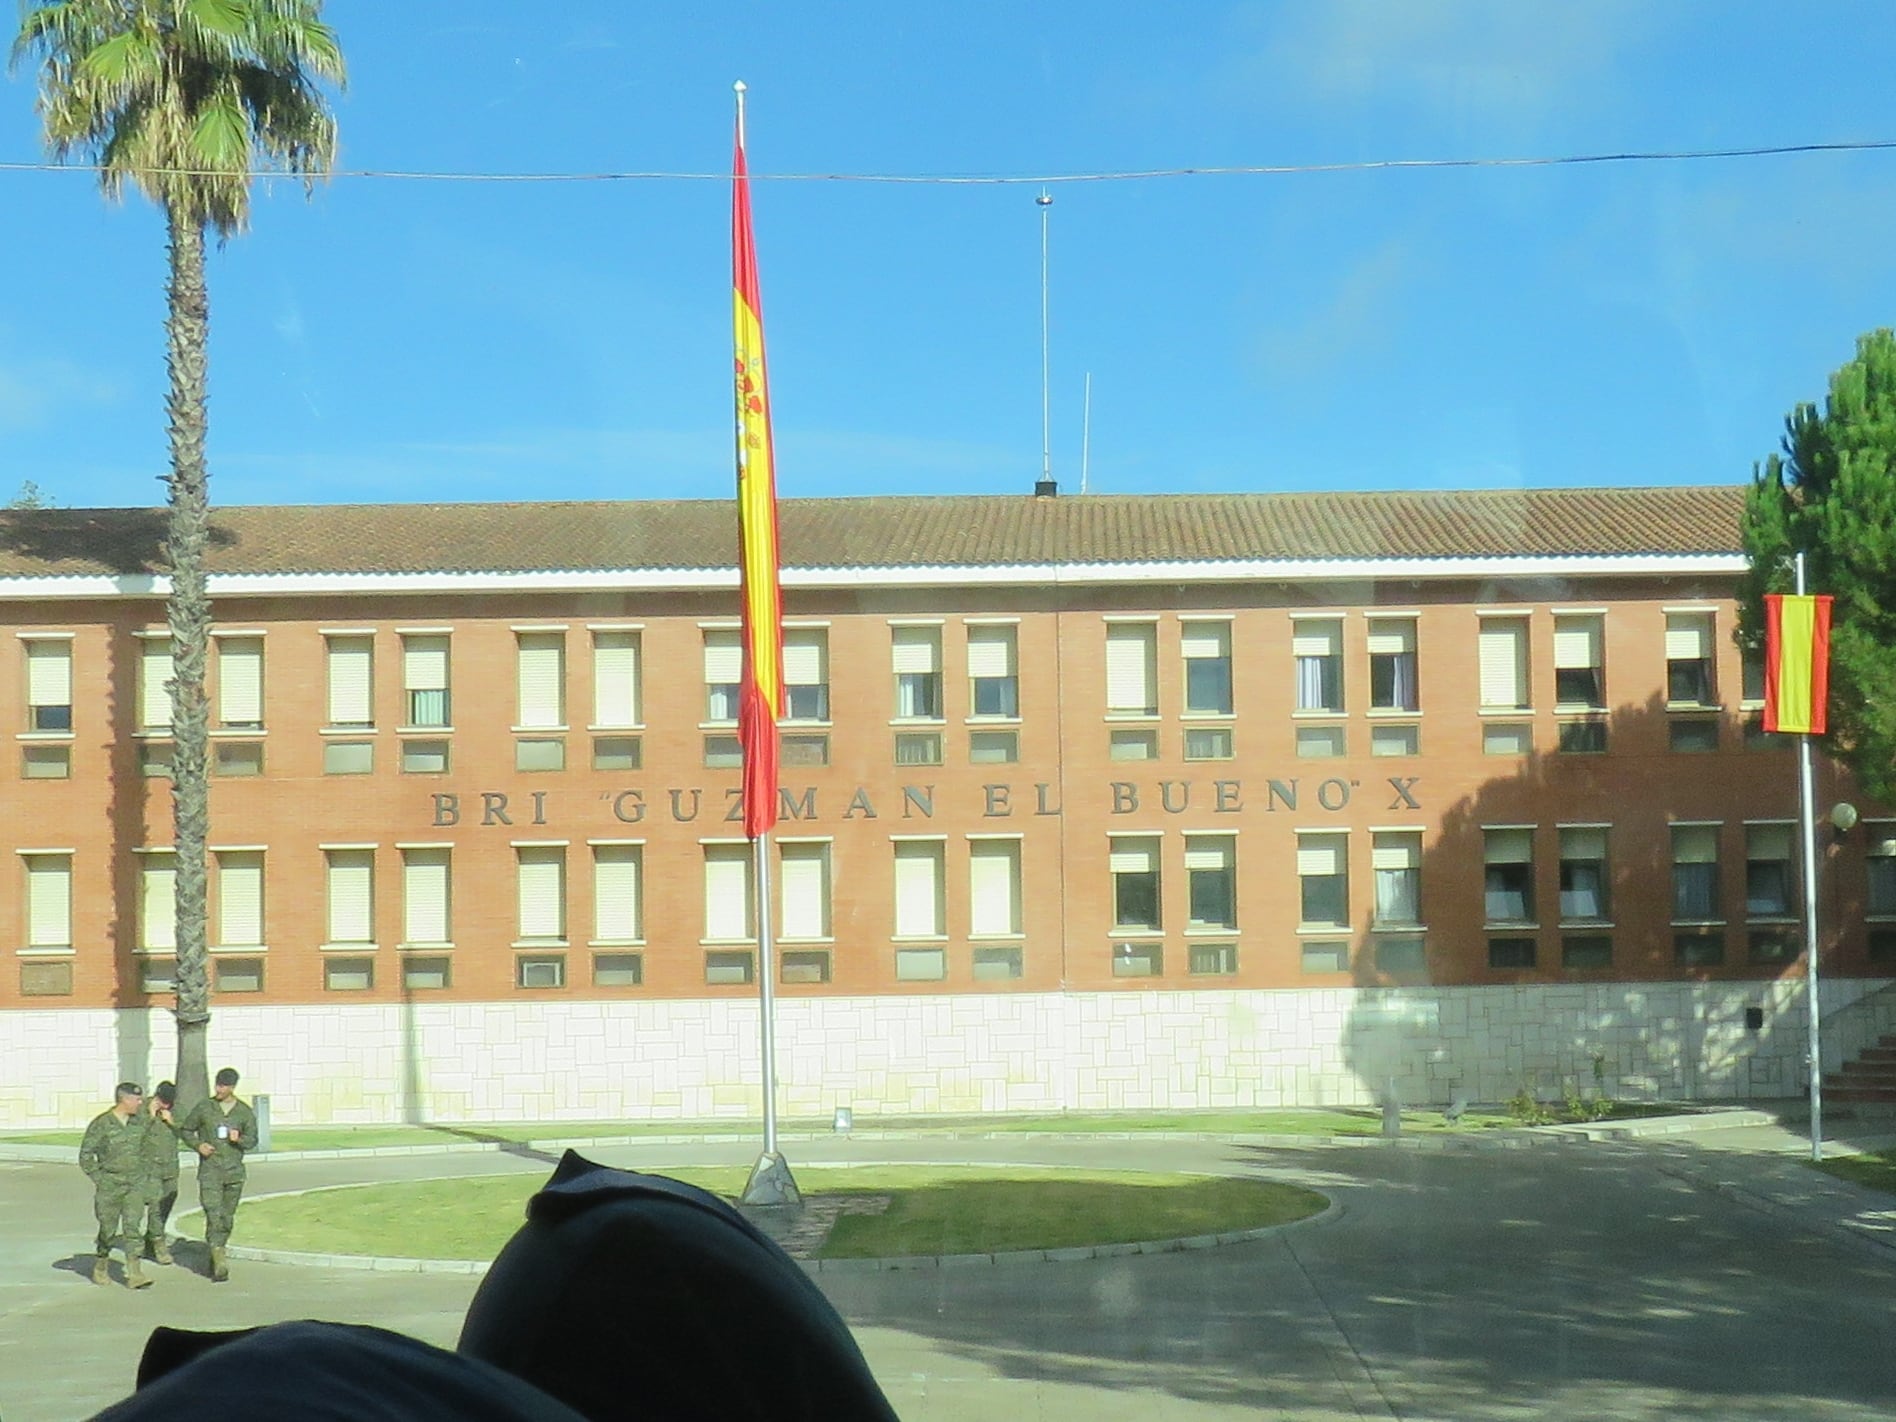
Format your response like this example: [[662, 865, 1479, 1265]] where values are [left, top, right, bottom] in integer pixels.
[[1034, 477, 1058, 498]]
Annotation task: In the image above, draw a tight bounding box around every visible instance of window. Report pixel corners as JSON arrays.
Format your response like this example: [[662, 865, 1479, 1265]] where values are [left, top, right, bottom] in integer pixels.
[[1748, 929, 1797, 965], [1112, 942, 1163, 977], [593, 953, 644, 987], [704, 629, 742, 723], [1666, 611, 1717, 705], [1181, 621, 1232, 715], [1110, 836, 1162, 932], [705, 950, 754, 985], [592, 736, 641, 771], [25, 853, 71, 950], [214, 958, 264, 993], [1557, 720, 1607, 754], [1188, 942, 1238, 976], [968, 624, 1020, 718], [22, 745, 69, 778], [215, 743, 263, 776], [401, 739, 450, 774], [402, 848, 451, 946], [1185, 836, 1237, 931], [781, 950, 830, 984], [139, 637, 174, 732], [1741, 642, 1766, 705], [402, 956, 452, 990], [216, 636, 264, 729], [1552, 614, 1604, 709], [1109, 728, 1158, 760], [140, 853, 176, 951], [326, 849, 376, 946], [1488, 937, 1536, 970], [515, 738, 566, 772], [1744, 715, 1792, 752], [592, 844, 643, 943], [1558, 827, 1610, 922], [1375, 936, 1427, 974], [1745, 823, 1796, 919], [1483, 722, 1531, 755], [1372, 832, 1423, 926], [516, 846, 567, 943], [1669, 718, 1720, 753], [139, 958, 177, 993], [517, 955, 566, 989], [516, 632, 565, 729], [1297, 833, 1349, 928], [969, 838, 1022, 936], [1301, 941, 1349, 974], [140, 742, 173, 778], [326, 635, 373, 728], [1672, 824, 1722, 922], [1477, 617, 1530, 711], [1367, 618, 1418, 712], [703, 734, 742, 768], [895, 732, 942, 765], [1483, 828, 1536, 924], [782, 628, 829, 722], [216, 851, 264, 949], [892, 626, 943, 720], [969, 729, 1018, 763], [781, 733, 829, 767], [24, 639, 72, 732], [1371, 724, 1419, 757], [1869, 824, 1896, 918], [895, 947, 946, 981], [1184, 726, 1234, 760], [1105, 622, 1158, 717], [592, 630, 640, 728], [1674, 929, 1725, 967], [971, 945, 1022, 980], [893, 840, 946, 938], [704, 843, 755, 941], [1296, 725, 1346, 758], [324, 741, 374, 775], [402, 634, 451, 727], [778, 841, 832, 941], [21, 959, 72, 996], [325, 957, 374, 991], [1292, 619, 1343, 712], [1562, 935, 1613, 970]]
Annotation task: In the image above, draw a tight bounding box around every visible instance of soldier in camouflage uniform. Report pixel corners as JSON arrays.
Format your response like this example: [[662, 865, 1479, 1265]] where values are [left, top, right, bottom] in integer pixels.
[[139, 1080, 182, 1265], [178, 1066, 257, 1282], [78, 1082, 153, 1289]]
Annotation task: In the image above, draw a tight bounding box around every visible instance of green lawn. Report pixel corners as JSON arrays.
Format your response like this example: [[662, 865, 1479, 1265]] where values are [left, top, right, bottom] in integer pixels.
[[1814, 1150, 1896, 1195], [234, 1166, 1327, 1260]]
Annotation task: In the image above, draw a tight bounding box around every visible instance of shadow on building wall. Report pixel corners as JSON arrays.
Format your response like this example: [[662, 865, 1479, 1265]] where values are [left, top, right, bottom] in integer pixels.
[[1338, 690, 1880, 1111], [106, 599, 153, 1087]]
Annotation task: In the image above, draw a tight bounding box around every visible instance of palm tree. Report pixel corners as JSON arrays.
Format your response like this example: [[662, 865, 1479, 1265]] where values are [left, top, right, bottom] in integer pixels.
[[12, 1, 344, 1110]]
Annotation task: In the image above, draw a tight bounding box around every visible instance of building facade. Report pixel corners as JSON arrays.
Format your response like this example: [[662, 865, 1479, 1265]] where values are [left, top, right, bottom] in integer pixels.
[[3, 486, 1892, 1126]]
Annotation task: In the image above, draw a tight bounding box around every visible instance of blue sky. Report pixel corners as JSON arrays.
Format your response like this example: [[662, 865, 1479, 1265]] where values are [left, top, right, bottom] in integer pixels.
[[4, 1, 1896, 509]]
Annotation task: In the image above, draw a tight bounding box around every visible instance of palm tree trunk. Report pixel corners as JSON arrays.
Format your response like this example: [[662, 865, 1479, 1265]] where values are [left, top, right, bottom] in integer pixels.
[[164, 204, 213, 1112]]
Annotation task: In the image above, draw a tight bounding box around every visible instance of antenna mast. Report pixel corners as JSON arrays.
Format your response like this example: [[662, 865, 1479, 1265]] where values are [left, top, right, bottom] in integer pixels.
[[1037, 190, 1053, 493]]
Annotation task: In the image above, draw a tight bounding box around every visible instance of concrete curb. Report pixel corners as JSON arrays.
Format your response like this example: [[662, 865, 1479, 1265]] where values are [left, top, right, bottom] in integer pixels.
[[173, 1166, 1347, 1276]]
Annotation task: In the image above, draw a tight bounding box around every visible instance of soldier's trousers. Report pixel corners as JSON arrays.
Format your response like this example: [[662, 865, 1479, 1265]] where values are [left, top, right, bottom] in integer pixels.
[[198, 1173, 244, 1248], [144, 1179, 178, 1243], [93, 1175, 142, 1255]]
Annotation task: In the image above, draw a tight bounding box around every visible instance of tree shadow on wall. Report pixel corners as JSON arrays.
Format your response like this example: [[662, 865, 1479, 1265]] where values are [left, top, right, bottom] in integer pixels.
[[1338, 689, 1871, 1112], [0, 505, 235, 574]]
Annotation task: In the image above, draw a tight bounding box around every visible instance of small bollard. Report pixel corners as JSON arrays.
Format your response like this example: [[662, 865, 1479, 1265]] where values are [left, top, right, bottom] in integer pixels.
[[1381, 1080, 1402, 1138], [254, 1093, 271, 1153]]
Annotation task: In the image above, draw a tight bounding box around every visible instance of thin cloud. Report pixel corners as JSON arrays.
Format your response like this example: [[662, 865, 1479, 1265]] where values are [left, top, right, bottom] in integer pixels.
[[1253, 238, 1418, 381], [0, 356, 121, 433]]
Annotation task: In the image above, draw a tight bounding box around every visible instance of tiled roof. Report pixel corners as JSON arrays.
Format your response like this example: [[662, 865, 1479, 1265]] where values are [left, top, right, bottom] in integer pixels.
[[0, 485, 1746, 578]]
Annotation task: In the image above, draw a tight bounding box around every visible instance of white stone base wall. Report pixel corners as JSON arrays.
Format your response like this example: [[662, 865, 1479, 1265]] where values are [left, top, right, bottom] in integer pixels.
[[5, 978, 1893, 1129]]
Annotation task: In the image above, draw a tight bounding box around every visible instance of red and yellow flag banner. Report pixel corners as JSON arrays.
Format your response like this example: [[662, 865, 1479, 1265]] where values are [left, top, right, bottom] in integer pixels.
[[1763, 593, 1833, 735], [733, 103, 783, 840]]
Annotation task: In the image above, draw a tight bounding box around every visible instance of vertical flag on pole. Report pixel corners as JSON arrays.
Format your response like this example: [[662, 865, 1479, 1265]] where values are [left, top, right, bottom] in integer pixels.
[[1763, 593, 1833, 735], [732, 87, 782, 840]]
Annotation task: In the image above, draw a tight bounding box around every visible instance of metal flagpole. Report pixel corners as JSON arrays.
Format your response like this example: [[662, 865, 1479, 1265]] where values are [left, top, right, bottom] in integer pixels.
[[1794, 550, 1824, 1162], [755, 829, 779, 1155]]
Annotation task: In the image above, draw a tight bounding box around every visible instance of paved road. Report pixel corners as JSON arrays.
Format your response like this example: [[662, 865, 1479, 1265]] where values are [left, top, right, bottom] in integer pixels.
[[4, 1125, 1896, 1420]]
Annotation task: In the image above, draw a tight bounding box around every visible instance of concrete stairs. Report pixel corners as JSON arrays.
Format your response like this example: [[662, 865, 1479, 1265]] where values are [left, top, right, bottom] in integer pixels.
[[1825, 1036, 1896, 1104]]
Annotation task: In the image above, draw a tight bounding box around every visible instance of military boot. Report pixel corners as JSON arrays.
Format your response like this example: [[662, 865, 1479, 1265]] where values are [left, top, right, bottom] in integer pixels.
[[149, 1235, 173, 1266], [210, 1246, 229, 1283], [124, 1250, 152, 1289], [91, 1253, 109, 1286]]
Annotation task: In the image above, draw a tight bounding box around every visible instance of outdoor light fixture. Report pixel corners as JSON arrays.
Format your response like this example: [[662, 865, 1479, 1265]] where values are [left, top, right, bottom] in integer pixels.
[[832, 1106, 853, 1134], [1831, 802, 1860, 835]]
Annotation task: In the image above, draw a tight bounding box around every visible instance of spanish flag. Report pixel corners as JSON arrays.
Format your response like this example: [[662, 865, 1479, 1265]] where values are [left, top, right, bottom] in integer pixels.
[[1763, 593, 1833, 735], [732, 94, 783, 840]]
